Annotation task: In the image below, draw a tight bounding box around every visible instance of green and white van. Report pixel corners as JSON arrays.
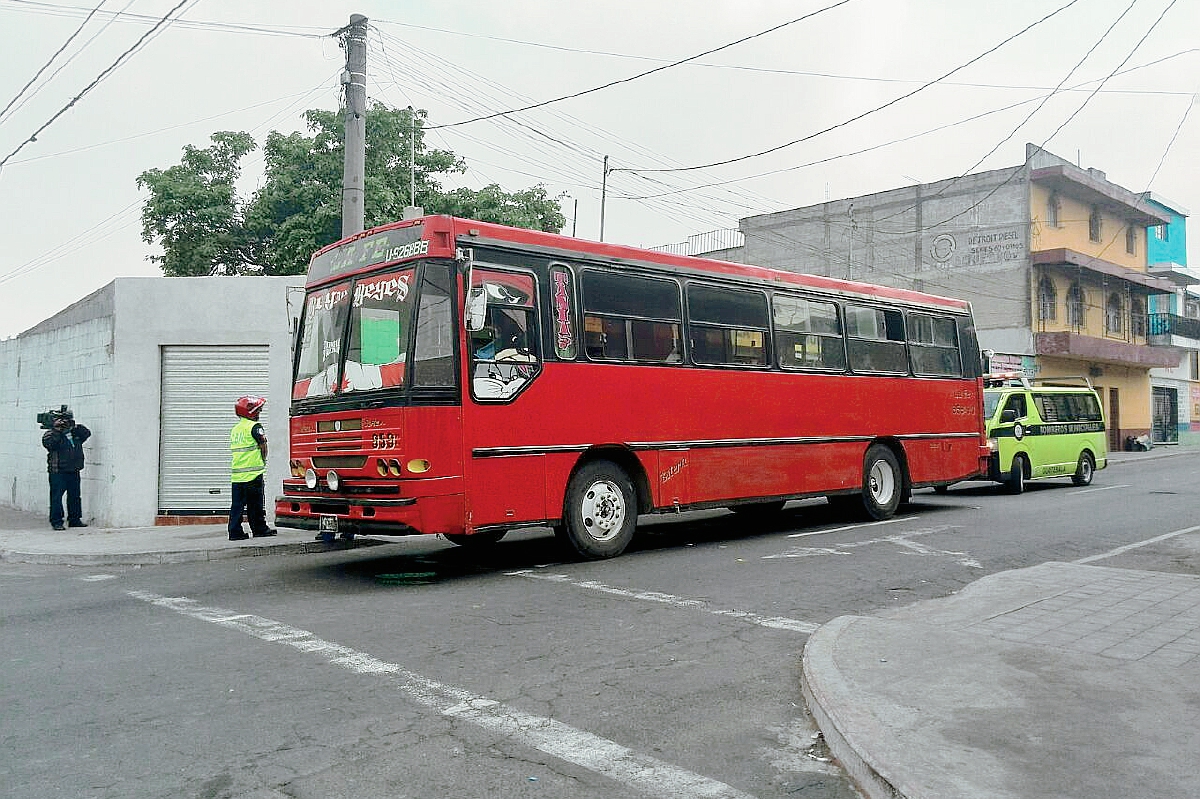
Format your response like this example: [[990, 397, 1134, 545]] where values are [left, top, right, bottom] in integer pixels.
[[983, 375, 1108, 494]]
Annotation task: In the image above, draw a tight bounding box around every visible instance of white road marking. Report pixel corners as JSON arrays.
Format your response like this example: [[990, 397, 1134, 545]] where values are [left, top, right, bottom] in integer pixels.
[[786, 518, 902, 539], [505, 572, 819, 634], [80, 574, 117, 581], [764, 525, 981, 568], [1073, 525, 1200, 564], [1068, 484, 1130, 495], [128, 590, 756, 799]]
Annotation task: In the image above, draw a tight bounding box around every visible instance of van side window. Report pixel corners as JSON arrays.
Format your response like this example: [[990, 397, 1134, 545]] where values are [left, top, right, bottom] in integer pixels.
[[1003, 394, 1027, 419], [1034, 392, 1102, 422], [582, 271, 682, 363], [845, 305, 908, 374], [687, 283, 769, 367]]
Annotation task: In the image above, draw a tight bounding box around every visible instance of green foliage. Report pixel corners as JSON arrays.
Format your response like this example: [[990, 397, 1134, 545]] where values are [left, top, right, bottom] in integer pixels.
[[138, 104, 567, 276]]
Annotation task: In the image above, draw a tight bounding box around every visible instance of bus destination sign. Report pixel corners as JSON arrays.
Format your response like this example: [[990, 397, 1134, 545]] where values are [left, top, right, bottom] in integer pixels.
[[309, 225, 429, 282]]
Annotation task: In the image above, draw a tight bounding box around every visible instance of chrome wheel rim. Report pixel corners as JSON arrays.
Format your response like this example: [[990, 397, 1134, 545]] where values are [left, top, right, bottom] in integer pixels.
[[580, 480, 626, 542]]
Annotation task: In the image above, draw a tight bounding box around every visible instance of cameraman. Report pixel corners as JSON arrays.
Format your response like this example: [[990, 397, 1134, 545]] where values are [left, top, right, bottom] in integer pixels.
[[41, 409, 91, 530]]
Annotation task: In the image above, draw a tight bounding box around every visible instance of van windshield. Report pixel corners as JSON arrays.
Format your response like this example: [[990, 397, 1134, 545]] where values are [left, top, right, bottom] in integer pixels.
[[983, 391, 1003, 420]]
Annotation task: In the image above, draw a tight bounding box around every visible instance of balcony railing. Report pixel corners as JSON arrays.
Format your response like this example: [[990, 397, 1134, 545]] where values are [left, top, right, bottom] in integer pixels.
[[1149, 313, 1200, 341]]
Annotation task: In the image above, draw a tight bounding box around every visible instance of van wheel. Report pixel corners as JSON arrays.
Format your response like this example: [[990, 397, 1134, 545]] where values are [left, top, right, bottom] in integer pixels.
[[1072, 452, 1095, 486], [562, 461, 636, 559], [1007, 455, 1026, 495], [862, 445, 903, 520]]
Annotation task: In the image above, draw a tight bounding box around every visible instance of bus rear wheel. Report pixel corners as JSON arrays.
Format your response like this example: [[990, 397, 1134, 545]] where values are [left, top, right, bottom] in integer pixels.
[[1071, 452, 1095, 486], [862, 445, 903, 520], [562, 461, 637, 560]]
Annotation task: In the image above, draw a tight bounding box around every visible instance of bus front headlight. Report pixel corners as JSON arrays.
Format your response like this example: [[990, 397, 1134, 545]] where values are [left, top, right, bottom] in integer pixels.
[[304, 468, 319, 490]]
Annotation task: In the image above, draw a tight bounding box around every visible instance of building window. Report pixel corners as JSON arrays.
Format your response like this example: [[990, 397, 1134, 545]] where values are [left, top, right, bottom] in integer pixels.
[[1066, 282, 1086, 329], [1126, 226, 1137, 255], [1131, 296, 1147, 338], [1186, 297, 1200, 320], [1105, 292, 1124, 337], [1190, 350, 1199, 381], [1089, 208, 1102, 243], [1154, 224, 1168, 241], [1038, 277, 1057, 321], [1047, 194, 1061, 228]]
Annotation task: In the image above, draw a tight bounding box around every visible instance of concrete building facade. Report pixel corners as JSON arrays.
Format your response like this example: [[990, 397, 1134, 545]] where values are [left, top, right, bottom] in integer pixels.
[[1, 276, 303, 528], [1143, 194, 1199, 445], [738, 144, 1180, 449]]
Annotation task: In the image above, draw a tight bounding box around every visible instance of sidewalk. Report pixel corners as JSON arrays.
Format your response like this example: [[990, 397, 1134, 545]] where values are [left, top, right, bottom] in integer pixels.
[[802, 562, 1200, 799], [0, 506, 387, 565]]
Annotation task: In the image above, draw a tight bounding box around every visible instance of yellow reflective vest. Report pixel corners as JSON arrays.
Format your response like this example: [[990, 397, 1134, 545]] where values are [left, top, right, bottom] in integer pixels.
[[230, 418, 265, 483]]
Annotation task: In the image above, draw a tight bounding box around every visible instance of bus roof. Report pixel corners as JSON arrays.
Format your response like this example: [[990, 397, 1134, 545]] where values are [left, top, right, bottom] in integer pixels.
[[309, 215, 973, 312]]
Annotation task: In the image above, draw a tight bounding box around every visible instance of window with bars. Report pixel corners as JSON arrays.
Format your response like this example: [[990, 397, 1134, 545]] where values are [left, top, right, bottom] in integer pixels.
[[1105, 293, 1124, 337], [1066, 283, 1086, 329], [1038, 277, 1057, 321]]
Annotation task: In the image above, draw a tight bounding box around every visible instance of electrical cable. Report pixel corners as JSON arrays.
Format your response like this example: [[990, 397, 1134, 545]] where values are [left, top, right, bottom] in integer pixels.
[[426, 0, 856, 130], [0, 0, 196, 170], [617, 0, 1084, 175], [0, 0, 105, 124]]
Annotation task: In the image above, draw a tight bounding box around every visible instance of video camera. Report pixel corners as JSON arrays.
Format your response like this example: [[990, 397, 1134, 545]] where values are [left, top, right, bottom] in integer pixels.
[[37, 405, 72, 430]]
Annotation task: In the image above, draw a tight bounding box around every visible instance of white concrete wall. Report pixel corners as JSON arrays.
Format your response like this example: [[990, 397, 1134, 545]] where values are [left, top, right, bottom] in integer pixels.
[[2, 276, 304, 527]]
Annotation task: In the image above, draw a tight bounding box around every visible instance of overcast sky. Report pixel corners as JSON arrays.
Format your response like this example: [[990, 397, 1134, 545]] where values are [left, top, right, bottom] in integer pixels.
[[1, 0, 1197, 338]]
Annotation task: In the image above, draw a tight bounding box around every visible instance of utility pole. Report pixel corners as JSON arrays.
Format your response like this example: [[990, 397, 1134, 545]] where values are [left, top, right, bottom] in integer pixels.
[[600, 155, 609, 242], [340, 14, 368, 238]]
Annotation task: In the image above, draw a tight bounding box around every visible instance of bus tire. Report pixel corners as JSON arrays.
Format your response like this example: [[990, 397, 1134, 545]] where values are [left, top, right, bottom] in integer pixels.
[[562, 461, 637, 559], [1007, 454, 1026, 495], [862, 445, 902, 521], [1071, 452, 1095, 487], [444, 531, 506, 548]]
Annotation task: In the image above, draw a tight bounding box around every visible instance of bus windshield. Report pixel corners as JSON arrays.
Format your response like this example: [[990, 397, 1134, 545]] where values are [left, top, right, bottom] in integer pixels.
[[292, 268, 416, 399]]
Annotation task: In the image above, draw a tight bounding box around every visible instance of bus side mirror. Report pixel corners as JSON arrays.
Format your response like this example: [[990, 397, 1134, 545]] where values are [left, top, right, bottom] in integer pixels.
[[1000, 409, 1017, 424], [466, 286, 487, 332]]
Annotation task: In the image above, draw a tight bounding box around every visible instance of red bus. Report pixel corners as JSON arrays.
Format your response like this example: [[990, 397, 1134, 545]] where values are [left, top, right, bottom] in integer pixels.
[[277, 215, 989, 559]]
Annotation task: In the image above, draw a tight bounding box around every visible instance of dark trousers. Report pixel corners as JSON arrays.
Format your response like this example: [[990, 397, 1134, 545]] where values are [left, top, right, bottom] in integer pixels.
[[49, 471, 82, 527], [229, 475, 269, 536]]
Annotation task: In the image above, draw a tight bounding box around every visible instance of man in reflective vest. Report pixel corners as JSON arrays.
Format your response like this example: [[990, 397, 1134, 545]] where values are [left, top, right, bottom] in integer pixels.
[[229, 395, 277, 541]]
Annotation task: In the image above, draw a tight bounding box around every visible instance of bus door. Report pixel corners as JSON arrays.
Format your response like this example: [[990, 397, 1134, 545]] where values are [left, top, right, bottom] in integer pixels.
[[462, 266, 547, 529]]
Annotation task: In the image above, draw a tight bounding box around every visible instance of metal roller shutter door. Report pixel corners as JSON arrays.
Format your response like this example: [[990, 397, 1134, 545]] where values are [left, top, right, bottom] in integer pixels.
[[159, 346, 270, 514]]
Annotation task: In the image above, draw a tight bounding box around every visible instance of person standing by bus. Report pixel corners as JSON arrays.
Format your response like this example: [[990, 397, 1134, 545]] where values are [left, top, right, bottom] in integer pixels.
[[229, 395, 276, 541], [42, 409, 91, 530]]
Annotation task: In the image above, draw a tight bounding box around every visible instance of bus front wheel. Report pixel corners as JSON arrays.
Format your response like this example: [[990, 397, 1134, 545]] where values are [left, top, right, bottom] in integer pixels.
[[562, 461, 637, 560], [862, 445, 903, 521]]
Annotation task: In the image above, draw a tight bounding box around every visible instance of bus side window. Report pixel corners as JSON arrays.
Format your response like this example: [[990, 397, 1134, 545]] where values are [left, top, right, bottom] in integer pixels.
[[773, 294, 845, 371], [581, 270, 682, 363], [907, 313, 962, 377], [845, 305, 908, 374], [687, 283, 769, 367]]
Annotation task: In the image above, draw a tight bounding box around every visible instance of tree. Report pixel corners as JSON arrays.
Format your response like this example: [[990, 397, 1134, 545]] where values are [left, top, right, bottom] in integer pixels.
[[139, 104, 567, 276]]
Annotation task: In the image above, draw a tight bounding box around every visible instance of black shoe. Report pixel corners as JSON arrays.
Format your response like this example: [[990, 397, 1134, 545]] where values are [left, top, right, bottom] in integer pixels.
[[252, 528, 277, 538], [229, 532, 250, 541], [315, 532, 334, 543], [52, 524, 65, 531], [339, 532, 355, 541], [68, 521, 88, 528]]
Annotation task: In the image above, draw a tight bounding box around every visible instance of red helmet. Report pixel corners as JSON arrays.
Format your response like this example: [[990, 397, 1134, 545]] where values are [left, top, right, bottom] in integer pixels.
[[235, 395, 266, 419]]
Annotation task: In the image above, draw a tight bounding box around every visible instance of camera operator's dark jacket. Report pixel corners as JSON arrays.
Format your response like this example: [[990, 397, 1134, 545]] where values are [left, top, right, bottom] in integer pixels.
[[42, 425, 91, 473]]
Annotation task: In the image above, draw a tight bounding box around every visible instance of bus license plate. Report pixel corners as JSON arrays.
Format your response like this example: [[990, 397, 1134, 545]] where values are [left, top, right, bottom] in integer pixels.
[[319, 515, 338, 534]]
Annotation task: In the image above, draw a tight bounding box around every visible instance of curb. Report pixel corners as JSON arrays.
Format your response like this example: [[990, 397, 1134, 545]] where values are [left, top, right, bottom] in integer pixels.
[[801, 616, 911, 799], [0, 537, 390, 567]]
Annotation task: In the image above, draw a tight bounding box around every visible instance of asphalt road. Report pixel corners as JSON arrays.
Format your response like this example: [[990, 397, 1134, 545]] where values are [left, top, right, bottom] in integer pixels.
[[3, 451, 1197, 799]]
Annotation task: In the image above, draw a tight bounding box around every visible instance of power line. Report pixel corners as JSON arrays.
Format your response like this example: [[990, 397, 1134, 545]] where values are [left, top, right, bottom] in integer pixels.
[[0, 0, 105, 124], [0, 0, 196, 171], [617, 0, 1084, 175], [0, 0, 326, 38], [426, 0, 857, 130]]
